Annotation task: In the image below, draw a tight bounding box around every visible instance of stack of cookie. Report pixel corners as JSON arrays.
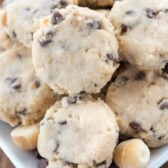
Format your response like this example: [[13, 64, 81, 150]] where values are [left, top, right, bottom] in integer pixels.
[[0, 0, 168, 168]]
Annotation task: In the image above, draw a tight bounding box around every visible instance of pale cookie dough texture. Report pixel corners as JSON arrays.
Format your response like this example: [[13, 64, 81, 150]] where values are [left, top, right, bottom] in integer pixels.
[[38, 97, 119, 168], [109, 0, 168, 70], [106, 65, 168, 147], [5, 0, 77, 48], [0, 45, 57, 127], [33, 5, 119, 95], [79, 0, 115, 7]]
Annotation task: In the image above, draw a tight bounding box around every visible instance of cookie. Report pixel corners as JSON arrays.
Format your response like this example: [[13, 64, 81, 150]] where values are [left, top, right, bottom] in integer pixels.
[[5, 0, 77, 48], [79, 0, 114, 8], [109, 0, 168, 70], [0, 9, 15, 52], [38, 96, 119, 168], [32, 5, 119, 95], [106, 65, 168, 147], [97, 9, 110, 17], [0, 44, 57, 127]]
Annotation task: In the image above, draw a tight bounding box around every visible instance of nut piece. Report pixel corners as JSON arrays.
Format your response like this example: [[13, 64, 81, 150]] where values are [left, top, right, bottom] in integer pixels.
[[114, 139, 150, 168], [11, 123, 39, 150]]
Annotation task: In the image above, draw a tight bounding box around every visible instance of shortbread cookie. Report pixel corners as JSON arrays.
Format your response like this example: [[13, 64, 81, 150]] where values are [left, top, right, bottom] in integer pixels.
[[38, 97, 119, 168], [33, 5, 119, 95], [79, 0, 115, 8], [5, 0, 77, 48], [0, 45, 57, 127], [106, 65, 168, 147], [109, 0, 168, 70]]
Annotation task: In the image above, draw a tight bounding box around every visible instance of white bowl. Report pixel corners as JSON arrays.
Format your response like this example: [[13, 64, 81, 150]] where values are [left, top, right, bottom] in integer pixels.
[[0, 121, 168, 168]]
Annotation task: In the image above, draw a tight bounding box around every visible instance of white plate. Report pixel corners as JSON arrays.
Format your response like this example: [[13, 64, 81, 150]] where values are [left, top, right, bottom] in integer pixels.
[[0, 120, 168, 168]]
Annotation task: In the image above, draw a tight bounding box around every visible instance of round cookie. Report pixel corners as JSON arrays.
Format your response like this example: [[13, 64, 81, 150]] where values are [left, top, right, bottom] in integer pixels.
[[33, 5, 119, 95], [109, 0, 168, 70], [0, 44, 57, 127], [38, 96, 119, 168], [106, 65, 168, 147], [5, 0, 77, 48], [79, 0, 115, 8]]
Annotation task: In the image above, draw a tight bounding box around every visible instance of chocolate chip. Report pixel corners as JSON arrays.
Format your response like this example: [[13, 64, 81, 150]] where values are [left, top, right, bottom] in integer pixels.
[[146, 8, 157, 18], [134, 71, 146, 80], [53, 141, 60, 153], [58, 120, 67, 125], [150, 127, 155, 132], [33, 80, 41, 88], [67, 96, 78, 104], [105, 53, 113, 62], [17, 108, 27, 115], [12, 31, 16, 38], [158, 136, 164, 140], [87, 19, 102, 29], [51, 11, 63, 25], [12, 84, 21, 90], [162, 63, 168, 74], [119, 134, 131, 142], [120, 24, 128, 35], [39, 39, 52, 47], [159, 99, 168, 110], [38, 159, 48, 168], [60, 0, 68, 7], [129, 122, 142, 133], [125, 10, 134, 15]]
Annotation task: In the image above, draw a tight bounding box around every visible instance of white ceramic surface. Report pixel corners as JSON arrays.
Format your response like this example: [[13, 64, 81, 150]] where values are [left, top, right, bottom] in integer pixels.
[[0, 120, 168, 168]]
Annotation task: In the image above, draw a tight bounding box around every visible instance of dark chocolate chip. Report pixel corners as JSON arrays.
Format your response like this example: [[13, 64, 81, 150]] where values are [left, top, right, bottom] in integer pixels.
[[146, 8, 157, 19], [17, 108, 27, 115], [106, 53, 113, 62], [39, 39, 52, 47], [87, 19, 102, 29], [158, 136, 164, 140], [33, 80, 41, 88], [12, 84, 21, 90], [51, 11, 63, 25], [58, 120, 67, 125], [150, 127, 155, 132], [159, 100, 168, 110], [38, 159, 48, 168], [125, 10, 134, 15], [53, 141, 60, 153], [162, 63, 168, 74], [120, 24, 128, 35], [129, 122, 142, 133], [134, 71, 146, 80], [60, 0, 68, 7]]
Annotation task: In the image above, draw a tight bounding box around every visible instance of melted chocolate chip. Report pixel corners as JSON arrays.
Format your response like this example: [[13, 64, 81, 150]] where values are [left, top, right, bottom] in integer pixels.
[[87, 19, 102, 29], [51, 11, 63, 25], [17, 108, 27, 115], [53, 141, 60, 153], [134, 71, 146, 80], [120, 24, 128, 35], [159, 99, 168, 110], [38, 159, 48, 168], [129, 122, 142, 133], [58, 120, 67, 125], [146, 8, 157, 18], [125, 10, 134, 15]]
